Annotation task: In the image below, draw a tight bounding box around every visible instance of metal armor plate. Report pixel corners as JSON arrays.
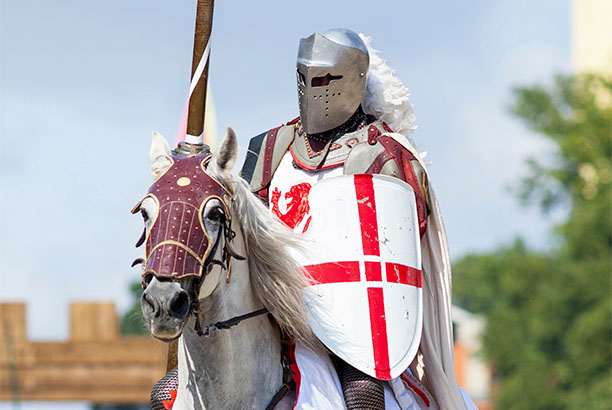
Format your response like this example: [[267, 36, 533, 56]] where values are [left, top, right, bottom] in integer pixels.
[[295, 174, 423, 380]]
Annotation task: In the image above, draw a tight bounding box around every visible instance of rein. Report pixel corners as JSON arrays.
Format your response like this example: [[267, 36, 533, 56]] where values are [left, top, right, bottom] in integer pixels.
[[188, 213, 260, 337], [192, 306, 269, 336]]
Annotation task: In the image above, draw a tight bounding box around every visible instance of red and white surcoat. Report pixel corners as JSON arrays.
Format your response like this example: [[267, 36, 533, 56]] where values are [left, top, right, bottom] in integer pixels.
[[242, 118, 478, 410], [267, 154, 435, 409]]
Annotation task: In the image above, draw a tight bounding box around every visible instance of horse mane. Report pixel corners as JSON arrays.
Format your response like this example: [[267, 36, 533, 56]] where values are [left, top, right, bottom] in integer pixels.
[[209, 168, 316, 348]]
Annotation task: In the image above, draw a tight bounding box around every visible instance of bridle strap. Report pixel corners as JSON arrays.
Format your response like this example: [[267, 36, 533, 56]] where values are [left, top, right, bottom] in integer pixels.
[[265, 335, 295, 410], [191, 214, 256, 337], [193, 307, 269, 337], [265, 379, 295, 410]]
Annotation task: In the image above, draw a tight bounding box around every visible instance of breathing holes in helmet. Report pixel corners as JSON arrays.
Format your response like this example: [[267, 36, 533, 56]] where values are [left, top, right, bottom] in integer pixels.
[[311, 74, 343, 87]]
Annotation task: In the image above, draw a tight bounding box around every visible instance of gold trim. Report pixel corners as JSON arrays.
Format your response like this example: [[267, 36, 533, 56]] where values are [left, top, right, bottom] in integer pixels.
[[142, 268, 158, 278], [197, 194, 230, 276], [132, 194, 160, 259], [148, 240, 206, 266], [199, 156, 232, 196], [142, 268, 202, 280], [130, 199, 143, 214]]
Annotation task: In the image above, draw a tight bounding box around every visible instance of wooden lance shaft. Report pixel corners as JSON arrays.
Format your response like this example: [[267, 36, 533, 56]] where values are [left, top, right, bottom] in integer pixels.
[[167, 0, 214, 372], [186, 0, 214, 142]]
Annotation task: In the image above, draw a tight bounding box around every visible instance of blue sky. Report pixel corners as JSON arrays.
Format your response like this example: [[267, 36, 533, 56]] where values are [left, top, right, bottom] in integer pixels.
[[0, 0, 569, 356]]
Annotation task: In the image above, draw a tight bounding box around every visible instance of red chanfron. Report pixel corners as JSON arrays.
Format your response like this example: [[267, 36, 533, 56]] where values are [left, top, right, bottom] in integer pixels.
[[270, 183, 312, 230], [142, 156, 228, 279]]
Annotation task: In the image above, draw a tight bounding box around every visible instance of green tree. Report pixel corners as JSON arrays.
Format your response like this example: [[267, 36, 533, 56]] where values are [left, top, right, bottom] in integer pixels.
[[453, 73, 612, 409], [120, 281, 148, 335]]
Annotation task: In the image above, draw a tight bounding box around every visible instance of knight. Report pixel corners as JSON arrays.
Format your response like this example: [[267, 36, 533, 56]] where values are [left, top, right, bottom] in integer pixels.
[[241, 29, 478, 409]]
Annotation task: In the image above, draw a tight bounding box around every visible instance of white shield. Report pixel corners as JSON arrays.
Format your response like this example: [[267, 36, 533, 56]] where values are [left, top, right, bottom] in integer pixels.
[[296, 174, 422, 380]]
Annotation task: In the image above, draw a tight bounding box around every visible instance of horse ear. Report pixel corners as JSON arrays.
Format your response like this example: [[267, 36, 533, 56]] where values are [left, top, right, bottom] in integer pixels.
[[150, 131, 172, 178], [214, 127, 237, 172]]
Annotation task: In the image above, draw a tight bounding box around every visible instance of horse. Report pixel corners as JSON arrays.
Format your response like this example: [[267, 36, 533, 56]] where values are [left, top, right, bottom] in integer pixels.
[[132, 128, 316, 409]]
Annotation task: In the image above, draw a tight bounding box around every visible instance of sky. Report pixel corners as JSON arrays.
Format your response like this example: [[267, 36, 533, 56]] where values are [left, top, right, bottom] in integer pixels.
[[0, 0, 570, 378]]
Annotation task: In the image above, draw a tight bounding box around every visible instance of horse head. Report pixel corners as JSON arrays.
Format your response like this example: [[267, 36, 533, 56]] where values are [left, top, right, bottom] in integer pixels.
[[132, 129, 241, 341], [133, 128, 314, 349]]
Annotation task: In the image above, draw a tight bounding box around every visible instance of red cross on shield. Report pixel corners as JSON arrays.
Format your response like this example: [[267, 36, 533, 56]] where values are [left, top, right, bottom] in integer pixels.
[[296, 174, 423, 380]]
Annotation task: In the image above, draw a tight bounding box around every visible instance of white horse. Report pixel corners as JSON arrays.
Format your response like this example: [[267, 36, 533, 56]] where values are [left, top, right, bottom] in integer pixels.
[[133, 128, 315, 409]]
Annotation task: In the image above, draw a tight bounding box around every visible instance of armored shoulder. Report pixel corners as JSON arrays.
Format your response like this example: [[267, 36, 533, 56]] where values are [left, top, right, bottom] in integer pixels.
[[240, 131, 266, 184], [344, 132, 430, 235], [239, 121, 297, 193], [344, 134, 426, 196]]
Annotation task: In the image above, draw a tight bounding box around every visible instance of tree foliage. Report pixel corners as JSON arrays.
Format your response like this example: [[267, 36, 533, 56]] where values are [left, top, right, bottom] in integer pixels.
[[453, 73, 611, 409], [120, 281, 148, 335]]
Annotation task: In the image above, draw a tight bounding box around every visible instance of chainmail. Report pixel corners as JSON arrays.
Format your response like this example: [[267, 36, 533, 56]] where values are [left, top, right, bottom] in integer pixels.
[[307, 106, 376, 168], [150, 361, 386, 410], [337, 360, 385, 410], [308, 106, 376, 142], [151, 366, 179, 410]]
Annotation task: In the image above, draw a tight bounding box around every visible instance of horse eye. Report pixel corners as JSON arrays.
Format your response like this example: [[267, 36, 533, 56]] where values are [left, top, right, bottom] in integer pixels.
[[208, 207, 225, 222]]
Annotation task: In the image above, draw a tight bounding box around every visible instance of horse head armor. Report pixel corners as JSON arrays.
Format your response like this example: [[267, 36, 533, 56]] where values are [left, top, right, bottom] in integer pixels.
[[132, 155, 231, 281]]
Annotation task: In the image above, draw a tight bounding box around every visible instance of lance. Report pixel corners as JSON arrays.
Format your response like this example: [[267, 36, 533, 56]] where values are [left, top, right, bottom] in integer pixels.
[[167, 0, 215, 371], [173, 0, 215, 158]]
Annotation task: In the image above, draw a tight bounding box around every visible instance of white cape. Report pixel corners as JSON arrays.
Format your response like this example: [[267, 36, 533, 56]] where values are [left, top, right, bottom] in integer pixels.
[[291, 344, 478, 410]]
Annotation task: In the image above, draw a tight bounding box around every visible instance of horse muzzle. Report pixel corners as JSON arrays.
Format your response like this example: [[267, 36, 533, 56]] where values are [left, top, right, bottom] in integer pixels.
[[141, 277, 193, 341]]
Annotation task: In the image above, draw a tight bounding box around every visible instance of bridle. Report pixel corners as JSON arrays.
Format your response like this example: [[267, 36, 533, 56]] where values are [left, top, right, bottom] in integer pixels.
[[132, 165, 269, 336], [187, 212, 270, 338]]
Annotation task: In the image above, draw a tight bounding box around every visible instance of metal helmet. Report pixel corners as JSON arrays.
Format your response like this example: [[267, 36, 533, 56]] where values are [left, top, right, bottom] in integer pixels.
[[297, 28, 369, 135]]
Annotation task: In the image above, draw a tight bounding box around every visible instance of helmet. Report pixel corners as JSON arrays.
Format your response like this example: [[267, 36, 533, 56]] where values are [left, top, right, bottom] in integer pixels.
[[296, 28, 369, 135]]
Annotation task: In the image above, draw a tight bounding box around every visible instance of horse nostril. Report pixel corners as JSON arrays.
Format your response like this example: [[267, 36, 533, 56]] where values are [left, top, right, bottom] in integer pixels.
[[170, 291, 190, 318], [142, 291, 160, 317]]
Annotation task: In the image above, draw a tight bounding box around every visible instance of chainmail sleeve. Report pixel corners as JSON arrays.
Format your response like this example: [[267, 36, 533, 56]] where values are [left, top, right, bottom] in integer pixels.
[[150, 366, 179, 410]]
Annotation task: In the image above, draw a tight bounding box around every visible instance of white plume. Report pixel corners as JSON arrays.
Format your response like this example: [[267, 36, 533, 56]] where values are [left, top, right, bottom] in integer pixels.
[[359, 33, 417, 136]]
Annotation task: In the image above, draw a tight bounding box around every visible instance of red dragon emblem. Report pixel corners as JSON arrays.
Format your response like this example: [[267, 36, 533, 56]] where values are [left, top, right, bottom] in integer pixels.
[[271, 183, 312, 231]]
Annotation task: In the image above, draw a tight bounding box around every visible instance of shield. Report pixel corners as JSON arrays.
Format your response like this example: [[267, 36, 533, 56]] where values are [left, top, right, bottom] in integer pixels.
[[296, 174, 422, 380]]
